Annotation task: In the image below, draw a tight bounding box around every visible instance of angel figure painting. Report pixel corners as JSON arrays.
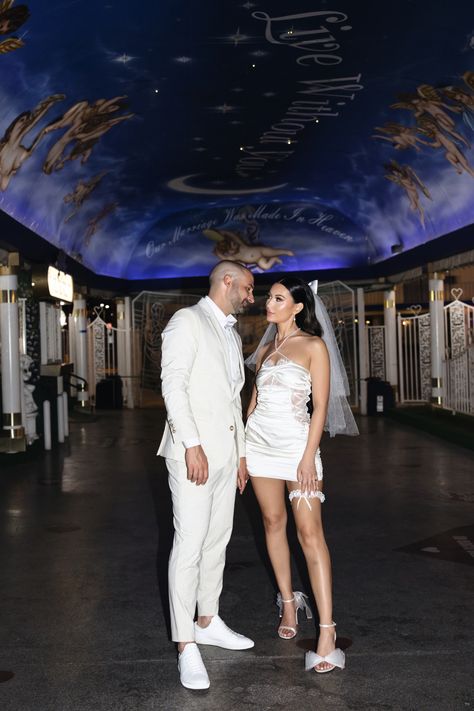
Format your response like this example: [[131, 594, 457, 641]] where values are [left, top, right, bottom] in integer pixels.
[[384, 160, 432, 227], [0, 1, 30, 55], [203, 227, 294, 270]]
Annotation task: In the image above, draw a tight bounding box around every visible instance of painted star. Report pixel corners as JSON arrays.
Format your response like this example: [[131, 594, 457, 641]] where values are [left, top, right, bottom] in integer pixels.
[[251, 50, 267, 57], [242, 1, 256, 8], [114, 53, 135, 64], [174, 56, 193, 64], [229, 27, 249, 46], [263, 92, 276, 98], [215, 103, 236, 114], [194, 147, 207, 152]]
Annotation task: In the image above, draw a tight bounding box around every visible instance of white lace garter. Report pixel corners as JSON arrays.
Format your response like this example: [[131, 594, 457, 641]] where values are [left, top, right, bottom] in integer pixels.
[[289, 490, 326, 510]]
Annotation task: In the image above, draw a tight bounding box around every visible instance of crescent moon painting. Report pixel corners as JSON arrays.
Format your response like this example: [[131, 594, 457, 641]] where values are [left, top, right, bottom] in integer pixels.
[[167, 174, 288, 196]]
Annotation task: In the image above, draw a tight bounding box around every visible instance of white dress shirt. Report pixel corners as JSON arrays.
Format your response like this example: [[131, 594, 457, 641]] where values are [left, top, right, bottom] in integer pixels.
[[183, 296, 240, 449]]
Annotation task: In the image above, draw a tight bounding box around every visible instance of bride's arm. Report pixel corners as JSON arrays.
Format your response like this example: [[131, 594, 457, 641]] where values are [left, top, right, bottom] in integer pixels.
[[246, 384, 257, 419], [298, 338, 330, 494]]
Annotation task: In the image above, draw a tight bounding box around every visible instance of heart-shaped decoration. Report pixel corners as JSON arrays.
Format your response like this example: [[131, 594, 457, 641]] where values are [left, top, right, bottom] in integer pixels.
[[451, 287, 463, 301], [408, 304, 422, 315]]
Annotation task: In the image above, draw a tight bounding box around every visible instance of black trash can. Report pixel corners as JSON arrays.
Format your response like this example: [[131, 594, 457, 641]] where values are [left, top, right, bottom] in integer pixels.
[[367, 377, 395, 415], [95, 375, 123, 409]]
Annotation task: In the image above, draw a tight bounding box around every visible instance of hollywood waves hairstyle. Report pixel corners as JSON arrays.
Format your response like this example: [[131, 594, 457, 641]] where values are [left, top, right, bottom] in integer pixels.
[[277, 276, 322, 337]]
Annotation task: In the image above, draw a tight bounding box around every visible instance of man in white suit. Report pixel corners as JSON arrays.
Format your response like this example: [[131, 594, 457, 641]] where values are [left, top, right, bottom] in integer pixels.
[[158, 260, 255, 690]]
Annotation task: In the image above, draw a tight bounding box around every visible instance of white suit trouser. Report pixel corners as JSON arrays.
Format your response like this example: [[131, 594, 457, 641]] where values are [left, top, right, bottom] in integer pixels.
[[166, 453, 237, 642]]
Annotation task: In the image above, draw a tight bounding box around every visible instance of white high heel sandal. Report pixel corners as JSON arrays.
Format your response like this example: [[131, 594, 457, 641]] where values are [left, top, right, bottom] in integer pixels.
[[305, 622, 345, 673], [276, 591, 313, 639]]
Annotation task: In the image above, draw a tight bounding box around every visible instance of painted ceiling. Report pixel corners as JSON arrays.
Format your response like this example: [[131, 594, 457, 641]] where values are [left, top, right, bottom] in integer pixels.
[[0, 0, 473, 280]]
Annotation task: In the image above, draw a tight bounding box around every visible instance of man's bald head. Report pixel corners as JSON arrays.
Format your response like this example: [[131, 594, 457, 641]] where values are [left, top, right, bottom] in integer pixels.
[[208, 260, 254, 315], [209, 260, 252, 287]]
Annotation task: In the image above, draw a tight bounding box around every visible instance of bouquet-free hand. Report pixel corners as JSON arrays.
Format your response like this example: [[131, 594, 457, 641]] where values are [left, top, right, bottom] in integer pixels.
[[237, 457, 249, 495], [185, 445, 209, 485]]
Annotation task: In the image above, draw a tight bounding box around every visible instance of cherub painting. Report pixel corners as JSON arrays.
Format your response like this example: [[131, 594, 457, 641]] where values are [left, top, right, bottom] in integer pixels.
[[203, 227, 294, 270], [384, 160, 432, 227], [41, 97, 134, 174], [63, 171, 107, 223], [392, 85, 460, 132], [0, 94, 65, 190], [84, 202, 118, 245], [376, 71, 474, 224], [442, 71, 474, 133], [373, 122, 429, 151], [0, 1, 30, 55], [417, 116, 474, 177]]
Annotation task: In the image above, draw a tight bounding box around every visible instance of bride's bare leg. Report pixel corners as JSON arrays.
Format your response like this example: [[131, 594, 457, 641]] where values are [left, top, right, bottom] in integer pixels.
[[251, 477, 296, 634], [287, 482, 335, 671]]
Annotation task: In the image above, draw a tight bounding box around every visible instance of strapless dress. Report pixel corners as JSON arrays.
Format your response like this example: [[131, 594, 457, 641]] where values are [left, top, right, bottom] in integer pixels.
[[245, 356, 323, 483]]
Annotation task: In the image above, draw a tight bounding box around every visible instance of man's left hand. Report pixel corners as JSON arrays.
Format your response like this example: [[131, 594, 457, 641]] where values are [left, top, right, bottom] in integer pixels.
[[237, 457, 249, 495]]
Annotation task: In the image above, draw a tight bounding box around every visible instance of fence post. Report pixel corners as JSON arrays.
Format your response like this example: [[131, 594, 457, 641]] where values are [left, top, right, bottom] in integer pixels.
[[384, 289, 398, 399], [72, 295, 89, 407], [357, 288, 368, 415], [429, 275, 445, 405]]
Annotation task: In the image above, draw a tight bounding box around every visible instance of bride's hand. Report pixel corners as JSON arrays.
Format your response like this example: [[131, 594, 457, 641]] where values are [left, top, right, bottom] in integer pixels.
[[297, 455, 318, 495]]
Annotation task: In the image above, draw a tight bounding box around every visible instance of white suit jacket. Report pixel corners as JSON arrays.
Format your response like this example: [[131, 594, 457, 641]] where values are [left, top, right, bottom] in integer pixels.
[[157, 298, 246, 467]]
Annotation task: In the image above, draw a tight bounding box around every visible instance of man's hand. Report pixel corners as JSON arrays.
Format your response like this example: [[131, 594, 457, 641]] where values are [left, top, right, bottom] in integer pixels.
[[185, 445, 209, 486], [237, 457, 249, 495]]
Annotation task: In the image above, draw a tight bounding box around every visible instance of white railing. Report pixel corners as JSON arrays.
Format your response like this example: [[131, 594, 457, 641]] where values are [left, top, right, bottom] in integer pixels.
[[442, 289, 474, 415], [444, 345, 474, 415], [87, 308, 127, 405], [397, 307, 431, 403], [367, 325, 385, 380]]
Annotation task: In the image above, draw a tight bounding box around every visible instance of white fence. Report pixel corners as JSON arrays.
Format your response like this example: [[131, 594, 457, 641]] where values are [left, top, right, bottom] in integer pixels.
[[397, 307, 431, 403], [367, 325, 385, 380], [443, 291, 474, 415]]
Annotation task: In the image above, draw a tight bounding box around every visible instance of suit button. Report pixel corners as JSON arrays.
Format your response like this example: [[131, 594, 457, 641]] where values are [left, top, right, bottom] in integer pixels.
[[229, 425, 234, 431]]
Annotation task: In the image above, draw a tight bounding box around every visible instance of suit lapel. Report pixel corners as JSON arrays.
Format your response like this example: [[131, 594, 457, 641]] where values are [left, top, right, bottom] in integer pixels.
[[198, 299, 232, 385], [230, 328, 245, 391]]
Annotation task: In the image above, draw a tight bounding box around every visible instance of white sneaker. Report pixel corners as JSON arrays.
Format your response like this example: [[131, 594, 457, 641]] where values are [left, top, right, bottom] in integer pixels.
[[194, 615, 254, 650], [178, 643, 210, 690]]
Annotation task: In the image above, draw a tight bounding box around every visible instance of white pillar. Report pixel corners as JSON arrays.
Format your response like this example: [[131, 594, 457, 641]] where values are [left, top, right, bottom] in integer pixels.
[[124, 296, 134, 408], [429, 275, 445, 405], [384, 289, 398, 397], [116, 298, 127, 404], [0, 267, 25, 445], [357, 288, 368, 415], [72, 295, 89, 406]]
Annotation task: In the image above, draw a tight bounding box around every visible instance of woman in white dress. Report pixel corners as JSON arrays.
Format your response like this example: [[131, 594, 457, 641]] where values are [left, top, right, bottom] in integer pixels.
[[245, 276, 357, 674]]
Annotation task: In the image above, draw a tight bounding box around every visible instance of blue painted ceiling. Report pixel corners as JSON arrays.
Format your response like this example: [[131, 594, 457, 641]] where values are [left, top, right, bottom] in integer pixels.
[[0, 0, 473, 280]]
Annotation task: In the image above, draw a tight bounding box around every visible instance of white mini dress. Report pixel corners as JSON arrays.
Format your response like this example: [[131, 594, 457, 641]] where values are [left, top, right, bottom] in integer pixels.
[[245, 352, 324, 505]]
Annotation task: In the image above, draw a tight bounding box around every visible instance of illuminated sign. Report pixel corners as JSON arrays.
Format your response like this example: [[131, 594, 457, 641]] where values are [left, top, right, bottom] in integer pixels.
[[32, 267, 74, 302], [47, 267, 74, 302]]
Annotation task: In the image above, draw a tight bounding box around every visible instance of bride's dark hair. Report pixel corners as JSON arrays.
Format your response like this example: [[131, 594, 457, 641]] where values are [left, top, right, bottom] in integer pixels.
[[277, 276, 322, 337]]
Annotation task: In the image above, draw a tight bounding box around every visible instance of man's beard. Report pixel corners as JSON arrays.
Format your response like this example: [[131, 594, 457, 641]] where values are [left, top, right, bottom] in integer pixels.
[[232, 299, 249, 315], [229, 285, 249, 314]]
